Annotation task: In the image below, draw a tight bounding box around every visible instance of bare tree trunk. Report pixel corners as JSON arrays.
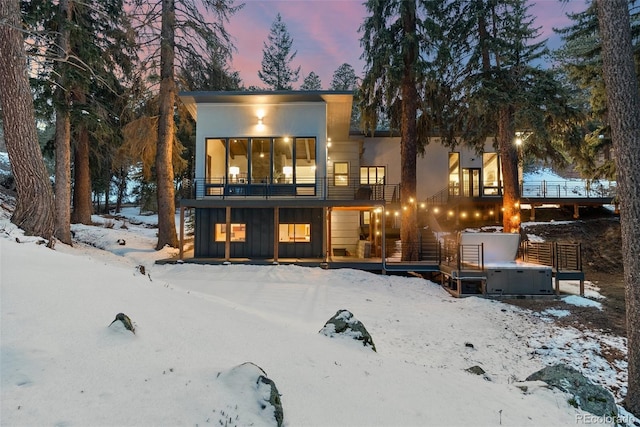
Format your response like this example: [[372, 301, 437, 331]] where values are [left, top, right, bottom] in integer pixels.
[[399, 0, 418, 262], [54, 0, 72, 244], [155, 0, 179, 250], [498, 106, 521, 233], [71, 125, 93, 224], [596, 0, 640, 416], [0, 0, 55, 241]]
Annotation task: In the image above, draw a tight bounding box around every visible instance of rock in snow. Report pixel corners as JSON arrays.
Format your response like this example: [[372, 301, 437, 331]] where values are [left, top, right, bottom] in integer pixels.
[[319, 309, 376, 352]]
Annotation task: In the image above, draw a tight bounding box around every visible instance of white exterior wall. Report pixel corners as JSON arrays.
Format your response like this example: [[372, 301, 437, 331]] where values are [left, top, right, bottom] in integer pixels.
[[327, 139, 361, 198], [194, 102, 328, 189], [359, 136, 498, 200], [330, 210, 360, 254]]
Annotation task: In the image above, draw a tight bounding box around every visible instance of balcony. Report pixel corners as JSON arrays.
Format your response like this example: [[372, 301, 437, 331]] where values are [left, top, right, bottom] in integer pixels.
[[180, 177, 399, 202]]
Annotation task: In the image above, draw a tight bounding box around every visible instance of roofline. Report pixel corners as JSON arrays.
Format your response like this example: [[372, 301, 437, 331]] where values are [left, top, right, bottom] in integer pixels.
[[179, 90, 353, 105]]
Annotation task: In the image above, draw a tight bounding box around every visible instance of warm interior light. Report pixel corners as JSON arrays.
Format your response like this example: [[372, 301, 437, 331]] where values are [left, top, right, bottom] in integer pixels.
[[229, 166, 240, 176], [282, 166, 293, 177]]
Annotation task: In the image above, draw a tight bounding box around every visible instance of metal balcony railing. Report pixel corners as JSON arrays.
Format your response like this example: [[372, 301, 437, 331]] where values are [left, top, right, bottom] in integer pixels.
[[180, 177, 400, 202], [521, 180, 616, 200]]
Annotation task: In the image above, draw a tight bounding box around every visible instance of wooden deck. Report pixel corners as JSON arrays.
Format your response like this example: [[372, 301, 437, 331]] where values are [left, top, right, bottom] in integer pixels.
[[156, 254, 441, 274]]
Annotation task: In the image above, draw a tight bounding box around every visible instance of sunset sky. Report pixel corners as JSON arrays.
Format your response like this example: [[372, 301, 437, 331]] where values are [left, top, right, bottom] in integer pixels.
[[225, 0, 590, 89]]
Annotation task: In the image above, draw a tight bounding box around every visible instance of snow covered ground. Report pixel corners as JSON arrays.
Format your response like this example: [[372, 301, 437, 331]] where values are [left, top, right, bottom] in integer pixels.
[[1, 197, 637, 426]]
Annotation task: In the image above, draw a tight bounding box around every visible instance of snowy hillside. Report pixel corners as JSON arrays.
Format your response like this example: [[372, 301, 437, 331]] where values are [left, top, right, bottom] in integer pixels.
[[0, 196, 636, 426]]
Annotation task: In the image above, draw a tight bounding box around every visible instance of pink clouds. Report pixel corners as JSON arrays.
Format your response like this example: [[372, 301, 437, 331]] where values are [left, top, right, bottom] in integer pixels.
[[228, 0, 366, 88], [226, 0, 589, 89]]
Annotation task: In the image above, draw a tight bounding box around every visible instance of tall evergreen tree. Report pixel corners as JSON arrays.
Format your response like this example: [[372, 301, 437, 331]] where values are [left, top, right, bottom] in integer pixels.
[[258, 13, 300, 90], [130, 0, 241, 250], [555, 3, 640, 180], [23, 0, 136, 232], [596, 0, 640, 415], [0, 0, 56, 242], [300, 71, 322, 90], [330, 62, 360, 130], [330, 63, 357, 90], [53, 0, 72, 244], [360, 0, 437, 261], [461, 0, 581, 233]]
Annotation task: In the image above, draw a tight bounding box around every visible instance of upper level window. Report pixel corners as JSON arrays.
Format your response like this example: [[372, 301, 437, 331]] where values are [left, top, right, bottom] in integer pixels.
[[228, 139, 248, 183], [448, 152, 460, 196], [205, 137, 316, 186], [360, 166, 385, 185], [334, 162, 349, 186], [295, 138, 316, 184], [482, 153, 501, 195]]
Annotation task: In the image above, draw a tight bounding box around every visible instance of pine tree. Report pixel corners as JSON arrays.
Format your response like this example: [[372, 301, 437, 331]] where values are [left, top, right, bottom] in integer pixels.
[[360, 0, 436, 261], [0, 0, 56, 242], [461, 0, 581, 233], [131, 0, 241, 250], [330, 63, 360, 129], [53, 0, 72, 243], [330, 63, 357, 90], [555, 3, 640, 180], [23, 0, 136, 231], [258, 13, 300, 90], [300, 72, 322, 90], [595, 0, 640, 416]]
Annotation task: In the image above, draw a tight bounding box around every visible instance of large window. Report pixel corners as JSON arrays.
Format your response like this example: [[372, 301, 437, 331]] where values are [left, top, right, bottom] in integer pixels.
[[360, 166, 385, 185], [279, 224, 311, 242], [214, 223, 246, 242], [205, 137, 316, 186]]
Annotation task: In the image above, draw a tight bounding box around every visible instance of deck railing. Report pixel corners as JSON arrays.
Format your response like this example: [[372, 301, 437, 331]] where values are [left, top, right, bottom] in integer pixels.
[[521, 180, 616, 200], [181, 177, 399, 202], [384, 237, 442, 264], [521, 241, 582, 272]]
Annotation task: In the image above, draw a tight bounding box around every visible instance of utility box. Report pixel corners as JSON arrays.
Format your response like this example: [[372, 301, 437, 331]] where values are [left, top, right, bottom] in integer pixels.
[[485, 264, 553, 295]]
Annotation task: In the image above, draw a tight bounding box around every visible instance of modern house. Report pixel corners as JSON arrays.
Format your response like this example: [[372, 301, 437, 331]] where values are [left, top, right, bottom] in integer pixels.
[[177, 90, 612, 285], [178, 90, 386, 264]]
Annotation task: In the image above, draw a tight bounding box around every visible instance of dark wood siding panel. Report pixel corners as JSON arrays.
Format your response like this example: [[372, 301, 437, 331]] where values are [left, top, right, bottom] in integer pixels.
[[232, 208, 274, 258], [195, 208, 226, 258]]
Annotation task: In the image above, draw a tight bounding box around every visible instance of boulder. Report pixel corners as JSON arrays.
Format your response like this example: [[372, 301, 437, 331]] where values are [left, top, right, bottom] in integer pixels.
[[216, 362, 284, 427], [108, 313, 135, 334], [526, 364, 617, 417], [319, 309, 376, 352]]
